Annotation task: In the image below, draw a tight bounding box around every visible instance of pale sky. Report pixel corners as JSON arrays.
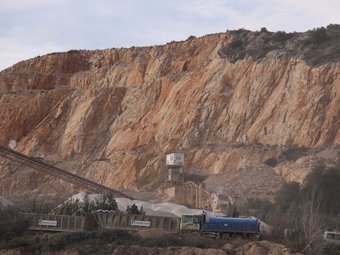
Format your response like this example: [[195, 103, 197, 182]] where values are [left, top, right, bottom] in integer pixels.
[[1, 0, 339, 71]]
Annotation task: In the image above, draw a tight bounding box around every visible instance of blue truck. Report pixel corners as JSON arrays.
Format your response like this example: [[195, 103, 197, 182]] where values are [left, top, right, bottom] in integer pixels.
[[180, 212, 260, 239]]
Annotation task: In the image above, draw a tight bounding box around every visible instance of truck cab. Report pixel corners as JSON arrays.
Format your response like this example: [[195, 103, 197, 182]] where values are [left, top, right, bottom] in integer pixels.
[[180, 214, 201, 232]]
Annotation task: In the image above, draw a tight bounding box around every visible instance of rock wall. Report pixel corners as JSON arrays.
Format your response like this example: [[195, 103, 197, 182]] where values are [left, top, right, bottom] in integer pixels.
[[0, 29, 339, 196]]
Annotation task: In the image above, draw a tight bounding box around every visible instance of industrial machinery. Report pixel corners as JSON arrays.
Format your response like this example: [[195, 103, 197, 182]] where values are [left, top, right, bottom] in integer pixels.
[[166, 153, 184, 183], [0, 145, 133, 199]]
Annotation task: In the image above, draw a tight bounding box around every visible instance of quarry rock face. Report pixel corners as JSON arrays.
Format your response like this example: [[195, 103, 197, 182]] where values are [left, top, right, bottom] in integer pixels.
[[0, 28, 339, 197]]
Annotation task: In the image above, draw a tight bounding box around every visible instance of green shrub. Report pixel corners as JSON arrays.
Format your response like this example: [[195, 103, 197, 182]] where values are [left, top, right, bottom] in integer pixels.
[[219, 25, 339, 66], [326, 24, 340, 38], [54, 193, 119, 216], [229, 39, 243, 48], [47, 231, 96, 251], [272, 31, 294, 42], [0, 236, 28, 250], [264, 157, 278, 167], [281, 146, 308, 161], [94, 229, 133, 243], [241, 198, 274, 222], [0, 206, 19, 223], [0, 220, 29, 249], [310, 27, 328, 44], [126, 204, 144, 214], [141, 235, 182, 247]]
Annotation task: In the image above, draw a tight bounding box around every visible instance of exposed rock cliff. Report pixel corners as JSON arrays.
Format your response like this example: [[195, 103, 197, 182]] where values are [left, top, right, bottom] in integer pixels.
[[0, 26, 339, 199]]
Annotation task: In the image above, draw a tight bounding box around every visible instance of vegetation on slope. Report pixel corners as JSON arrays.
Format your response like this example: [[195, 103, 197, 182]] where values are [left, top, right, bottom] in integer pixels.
[[219, 24, 340, 66], [241, 163, 340, 254]]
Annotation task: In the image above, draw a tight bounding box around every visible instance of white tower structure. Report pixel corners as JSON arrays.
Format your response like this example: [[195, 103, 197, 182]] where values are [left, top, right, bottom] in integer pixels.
[[166, 153, 184, 183]]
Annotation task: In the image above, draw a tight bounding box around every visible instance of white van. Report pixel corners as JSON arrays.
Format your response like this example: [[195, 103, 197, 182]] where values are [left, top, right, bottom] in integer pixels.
[[323, 231, 340, 247]]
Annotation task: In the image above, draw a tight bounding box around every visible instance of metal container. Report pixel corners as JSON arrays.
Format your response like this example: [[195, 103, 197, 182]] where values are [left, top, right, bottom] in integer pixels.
[[96, 212, 180, 233], [18, 213, 97, 232]]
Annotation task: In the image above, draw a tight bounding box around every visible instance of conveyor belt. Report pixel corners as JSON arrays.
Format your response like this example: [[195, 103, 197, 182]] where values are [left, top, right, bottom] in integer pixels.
[[0, 145, 133, 199]]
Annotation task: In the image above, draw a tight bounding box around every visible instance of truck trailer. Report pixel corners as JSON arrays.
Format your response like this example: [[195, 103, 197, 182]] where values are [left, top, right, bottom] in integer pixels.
[[181, 213, 260, 238]]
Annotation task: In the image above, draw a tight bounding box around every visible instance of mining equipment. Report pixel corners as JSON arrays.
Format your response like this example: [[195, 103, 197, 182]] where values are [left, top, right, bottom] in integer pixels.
[[0, 145, 133, 199]]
